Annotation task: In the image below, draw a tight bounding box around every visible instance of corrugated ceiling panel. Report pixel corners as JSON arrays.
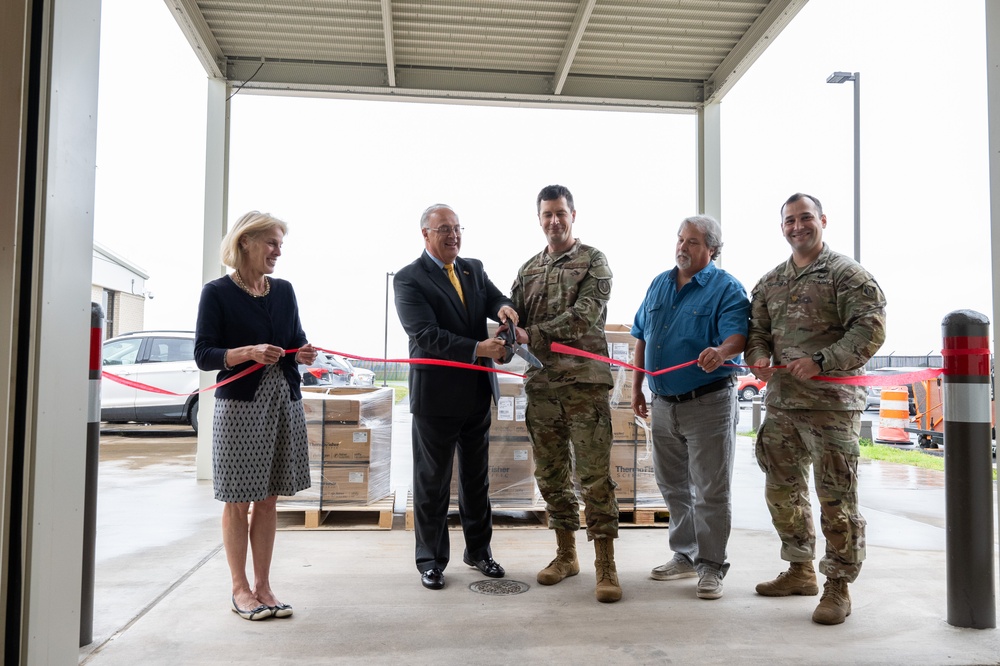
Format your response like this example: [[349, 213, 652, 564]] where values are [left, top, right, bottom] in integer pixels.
[[392, 0, 576, 72], [172, 0, 801, 107], [201, 0, 386, 62], [572, 0, 766, 79]]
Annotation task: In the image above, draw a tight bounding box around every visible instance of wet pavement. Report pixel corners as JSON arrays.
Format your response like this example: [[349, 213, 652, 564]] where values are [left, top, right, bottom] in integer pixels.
[[79, 406, 1000, 665]]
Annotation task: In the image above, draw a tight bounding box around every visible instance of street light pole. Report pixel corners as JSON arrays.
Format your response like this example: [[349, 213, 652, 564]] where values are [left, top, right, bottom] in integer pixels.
[[827, 70, 861, 263], [383, 271, 395, 386]]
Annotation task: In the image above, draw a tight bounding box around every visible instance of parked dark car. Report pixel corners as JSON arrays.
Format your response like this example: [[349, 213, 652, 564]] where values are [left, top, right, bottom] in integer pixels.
[[299, 352, 352, 387]]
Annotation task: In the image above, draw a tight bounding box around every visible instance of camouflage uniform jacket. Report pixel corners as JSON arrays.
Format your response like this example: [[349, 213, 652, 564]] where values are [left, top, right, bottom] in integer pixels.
[[511, 240, 614, 390], [745, 243, 886, 411]]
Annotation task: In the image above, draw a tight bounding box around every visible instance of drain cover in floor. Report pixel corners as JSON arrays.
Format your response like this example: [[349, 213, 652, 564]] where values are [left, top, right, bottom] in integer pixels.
[[469, 579, 530, 595]]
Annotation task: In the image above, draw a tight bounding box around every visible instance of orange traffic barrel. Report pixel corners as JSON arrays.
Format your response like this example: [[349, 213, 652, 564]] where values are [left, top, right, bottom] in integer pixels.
[[876, 385, 911, 443]]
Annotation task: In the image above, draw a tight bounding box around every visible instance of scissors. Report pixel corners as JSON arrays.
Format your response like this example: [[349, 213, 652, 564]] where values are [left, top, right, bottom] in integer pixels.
[[498, 324, 543, 368]]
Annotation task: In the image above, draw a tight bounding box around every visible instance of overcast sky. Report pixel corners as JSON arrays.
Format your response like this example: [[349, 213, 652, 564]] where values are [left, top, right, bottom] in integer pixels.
[[93, 0, 992, 360]]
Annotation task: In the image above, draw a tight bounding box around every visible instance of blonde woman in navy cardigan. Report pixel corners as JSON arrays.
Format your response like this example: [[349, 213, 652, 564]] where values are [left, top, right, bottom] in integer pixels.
[[195, 211, 317, 621]]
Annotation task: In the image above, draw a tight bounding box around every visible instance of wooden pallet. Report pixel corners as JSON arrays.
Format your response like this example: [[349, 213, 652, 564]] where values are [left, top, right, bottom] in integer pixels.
[[403, 492, 668, 529], [404, 492, 549, 530], [620, 505, 670, 527], [276, 491, 395, 530]]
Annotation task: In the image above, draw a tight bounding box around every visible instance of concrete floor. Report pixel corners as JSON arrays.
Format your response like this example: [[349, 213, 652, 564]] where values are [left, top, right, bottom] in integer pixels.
[[80, 404, 1000, 665]]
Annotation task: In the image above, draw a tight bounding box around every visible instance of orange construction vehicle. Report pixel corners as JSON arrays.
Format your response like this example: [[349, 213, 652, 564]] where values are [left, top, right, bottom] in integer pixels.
[[905, 368, 996, 456]]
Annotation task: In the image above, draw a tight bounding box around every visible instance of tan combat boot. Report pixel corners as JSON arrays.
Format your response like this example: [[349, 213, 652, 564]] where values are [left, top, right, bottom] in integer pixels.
[[594, 538, 622, 603], [755, 561, 820, 597], [812, 578, 852, 625], [536, 528, 580, 585]]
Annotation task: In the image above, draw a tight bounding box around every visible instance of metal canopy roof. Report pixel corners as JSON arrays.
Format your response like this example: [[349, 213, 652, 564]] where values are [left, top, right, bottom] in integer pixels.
[[165, 0, 807, 112]]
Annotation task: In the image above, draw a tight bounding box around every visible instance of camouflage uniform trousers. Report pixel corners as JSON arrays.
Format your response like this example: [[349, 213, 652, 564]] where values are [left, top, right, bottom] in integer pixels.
[[525, 383, 619, 540], [754, 405, 866, 582]]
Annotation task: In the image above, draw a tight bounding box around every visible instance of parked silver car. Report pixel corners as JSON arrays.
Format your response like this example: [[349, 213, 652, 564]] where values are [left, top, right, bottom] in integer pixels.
[[865, 387, 879, 412], [867, 367, 926, 415], [101, 330, 200, 431], [333, 354, 376, 386]]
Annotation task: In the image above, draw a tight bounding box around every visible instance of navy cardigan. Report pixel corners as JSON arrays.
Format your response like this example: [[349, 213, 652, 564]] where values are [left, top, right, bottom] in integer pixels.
[[194, 275, 308, 401]]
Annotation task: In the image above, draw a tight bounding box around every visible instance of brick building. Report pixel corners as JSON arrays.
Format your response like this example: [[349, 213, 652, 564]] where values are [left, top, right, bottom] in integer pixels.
[[91, 242, 149, 339]]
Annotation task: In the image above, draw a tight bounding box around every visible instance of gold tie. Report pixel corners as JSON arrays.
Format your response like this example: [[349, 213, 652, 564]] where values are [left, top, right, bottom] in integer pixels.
[[444, 264, 465, 305]]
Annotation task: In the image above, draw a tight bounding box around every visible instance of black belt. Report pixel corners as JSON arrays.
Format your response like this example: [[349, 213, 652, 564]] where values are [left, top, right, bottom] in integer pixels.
[[658, 376, 733, 404]]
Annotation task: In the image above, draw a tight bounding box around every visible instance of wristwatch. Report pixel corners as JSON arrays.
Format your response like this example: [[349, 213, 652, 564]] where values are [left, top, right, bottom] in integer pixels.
[[811, 352, 824, 370]]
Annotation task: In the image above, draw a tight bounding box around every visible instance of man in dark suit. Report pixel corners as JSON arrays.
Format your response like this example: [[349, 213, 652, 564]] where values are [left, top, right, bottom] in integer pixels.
[[394, 203, 517, 590]]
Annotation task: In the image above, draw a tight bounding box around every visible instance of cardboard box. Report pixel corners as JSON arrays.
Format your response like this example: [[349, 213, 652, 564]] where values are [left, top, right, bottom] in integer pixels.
[[486, 439, 538, 503], [450, 438, 539, 504], [605, 324, 638, 365], [278, 459, 391, 506], [610, 441, 658, 506], [608, 365, 633, 406], [491, 377, 528, 438], [306, 424, 391, 463], [631, 421, 664, 507], [611, 407, 643, 441], [301, 386, 393, 424], [318, 460, 391, 504], [605, 326, 639, 407], [281, 386, 394, 508]]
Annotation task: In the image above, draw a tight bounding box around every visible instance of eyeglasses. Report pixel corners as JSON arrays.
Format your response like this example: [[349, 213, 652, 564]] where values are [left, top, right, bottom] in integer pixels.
[[427, 225, 464, 236]]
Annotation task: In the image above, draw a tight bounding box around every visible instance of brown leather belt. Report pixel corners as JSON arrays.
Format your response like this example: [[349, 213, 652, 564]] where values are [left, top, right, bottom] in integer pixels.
[[658, 376, 734, 404]]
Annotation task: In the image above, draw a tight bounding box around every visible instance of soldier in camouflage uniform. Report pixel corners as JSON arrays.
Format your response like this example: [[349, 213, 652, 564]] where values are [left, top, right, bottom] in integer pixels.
[[507, 184, 621, 603], [745, 192, 886, 626]]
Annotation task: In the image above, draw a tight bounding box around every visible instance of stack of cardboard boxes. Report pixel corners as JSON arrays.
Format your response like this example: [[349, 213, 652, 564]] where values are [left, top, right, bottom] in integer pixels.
[[280, 386, 394, 507], [604, 325, 661, 510], [459, 324, 662, 511], [450, 374, 539, 506]]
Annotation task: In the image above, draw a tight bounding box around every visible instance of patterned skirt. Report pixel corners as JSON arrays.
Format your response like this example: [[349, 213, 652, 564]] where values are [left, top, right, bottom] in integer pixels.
[[212, 364, 310, 503]]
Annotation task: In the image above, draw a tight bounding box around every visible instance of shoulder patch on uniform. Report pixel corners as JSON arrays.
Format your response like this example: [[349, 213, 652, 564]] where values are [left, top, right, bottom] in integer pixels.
[[598, 279, 611, 296]]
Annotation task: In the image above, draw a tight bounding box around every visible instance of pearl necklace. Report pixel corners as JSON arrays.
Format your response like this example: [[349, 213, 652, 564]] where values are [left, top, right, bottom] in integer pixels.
[[231, 271, 270, 297]]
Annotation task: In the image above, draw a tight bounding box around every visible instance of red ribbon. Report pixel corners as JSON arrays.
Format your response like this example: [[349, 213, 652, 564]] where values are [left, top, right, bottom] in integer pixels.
[[549, 342, 698, 376], [102, 362, 263, 396], [550, 342, 947, 386], [314, 347, 525, 379], [102, 340, 971, 397], [102, 345, 527, 397]]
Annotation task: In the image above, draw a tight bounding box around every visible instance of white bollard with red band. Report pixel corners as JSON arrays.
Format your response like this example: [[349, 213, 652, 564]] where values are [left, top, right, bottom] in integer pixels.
[[80, 303, 103, 646], [942, 310, 995, 629]]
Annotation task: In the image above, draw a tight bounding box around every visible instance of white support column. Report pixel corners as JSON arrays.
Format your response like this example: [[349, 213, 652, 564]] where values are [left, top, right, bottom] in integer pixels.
[[697, 102, 723, 261], [196, 78, 230, 480], [22, 0, 102, 660], [984, 0, 1000, 552]]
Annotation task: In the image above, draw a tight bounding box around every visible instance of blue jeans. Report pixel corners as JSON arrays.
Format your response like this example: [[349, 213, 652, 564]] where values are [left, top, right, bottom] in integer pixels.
[[650, 384, 738, 575]]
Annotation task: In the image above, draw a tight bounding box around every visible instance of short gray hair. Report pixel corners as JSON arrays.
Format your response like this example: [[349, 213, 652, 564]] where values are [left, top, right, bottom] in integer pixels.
[[680, 215, 723, 260], [419, 204, 456, 229]]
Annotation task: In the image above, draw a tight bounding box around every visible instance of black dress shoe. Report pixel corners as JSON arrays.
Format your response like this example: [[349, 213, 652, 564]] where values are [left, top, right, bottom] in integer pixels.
[[421, 568, 445, 590], [463, 553, 505, 578]]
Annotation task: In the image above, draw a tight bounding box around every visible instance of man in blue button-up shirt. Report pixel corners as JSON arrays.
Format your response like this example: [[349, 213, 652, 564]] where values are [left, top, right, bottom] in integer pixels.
[[630, 214, 750, 601]]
